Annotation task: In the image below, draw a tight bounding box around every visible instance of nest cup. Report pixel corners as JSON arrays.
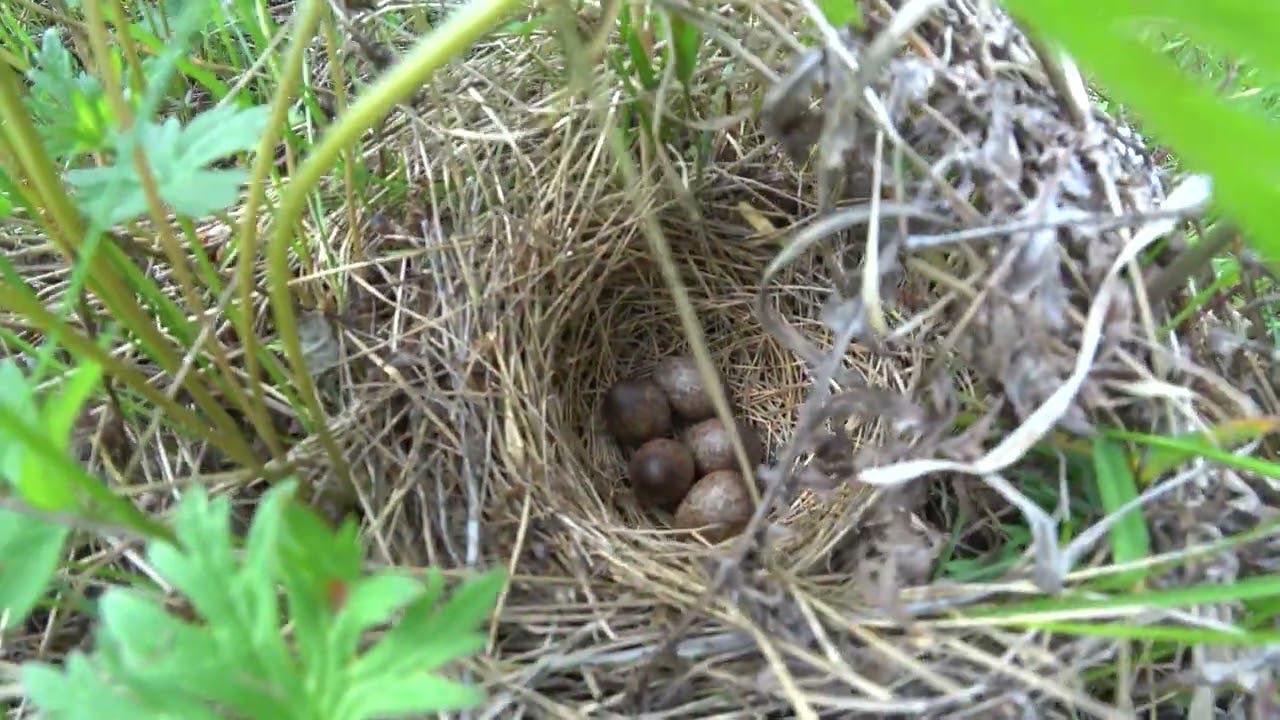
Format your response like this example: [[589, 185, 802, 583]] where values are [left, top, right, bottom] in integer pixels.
[[537, 231, 812, 533]]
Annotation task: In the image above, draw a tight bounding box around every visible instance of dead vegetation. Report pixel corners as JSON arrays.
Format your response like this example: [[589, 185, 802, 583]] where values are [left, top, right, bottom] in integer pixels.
[[10, 0, 1280, 717]]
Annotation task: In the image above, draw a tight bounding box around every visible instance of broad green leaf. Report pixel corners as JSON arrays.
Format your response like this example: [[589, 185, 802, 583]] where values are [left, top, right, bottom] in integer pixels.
[[815, 0, 862, 29], [1091, 438, 1150, 586], [332, 574, 424, 660], [23, 655, 157, 720], [181, 104, 271, 166], [1004, 0, 1280, 269], [65, 104, 269, 227], [669, 15, 702, 86], [1119, 1, 1280, 85], [351, 673, 485, 717], [0, 361, 76, 511], [0, 508, 69, 631]]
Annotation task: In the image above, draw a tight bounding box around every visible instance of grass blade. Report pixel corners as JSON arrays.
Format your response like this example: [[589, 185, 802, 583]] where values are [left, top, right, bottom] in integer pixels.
[[1091, 437, 1150, 588]]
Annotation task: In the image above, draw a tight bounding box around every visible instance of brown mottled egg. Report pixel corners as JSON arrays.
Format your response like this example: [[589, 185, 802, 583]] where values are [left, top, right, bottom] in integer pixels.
[[653, 356, 719, 421], [603, 378, 672, 446], [628, 438, 695, 510], [674, 470, 753, 542], [684, 417, 764, 476]]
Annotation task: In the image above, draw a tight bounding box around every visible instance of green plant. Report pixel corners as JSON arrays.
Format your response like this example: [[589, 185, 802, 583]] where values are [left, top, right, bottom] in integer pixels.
[[1003, 0, 1280, 271], [20, 481, 505, 720], [0, 0, 524, 716]]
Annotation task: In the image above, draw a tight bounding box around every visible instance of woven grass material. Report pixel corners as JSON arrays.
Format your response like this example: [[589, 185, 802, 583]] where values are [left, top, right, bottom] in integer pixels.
[[306, 1, 1273, 717]]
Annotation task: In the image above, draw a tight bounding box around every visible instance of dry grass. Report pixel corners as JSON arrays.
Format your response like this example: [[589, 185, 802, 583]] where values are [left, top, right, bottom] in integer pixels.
[[8, 0, 1280, 717], [278, 0, 1276, 715]]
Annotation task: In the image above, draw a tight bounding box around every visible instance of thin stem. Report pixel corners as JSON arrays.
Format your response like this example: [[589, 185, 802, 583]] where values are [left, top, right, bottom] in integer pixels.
[[0, 284, 261, 469], [264, 0, 523, 484], [234, 0, 327, 457]]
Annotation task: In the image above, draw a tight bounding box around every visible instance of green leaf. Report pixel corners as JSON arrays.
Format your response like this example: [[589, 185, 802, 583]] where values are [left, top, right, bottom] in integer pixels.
[[1003, 0, 1280, 269], [354, 568, 504, 681], [64, 104, 270, 227], [23, 655, 158, 720], [0, 508, 69, 631], [25, 28, 114, 158], [1105, 427, 1280, 480], [1006, 619, 1280, 646], [331, 574, 424, 660], [0, 361, 76, 512], [21, 480, 496, 720], [962, 574, 1280, 620], [1091, 438, 1150, 586], [618, 9, 657, 91], [1119, 1, 1280, 85], [42, 361, 103, 452], [815, 0, 863, 29], [350, 673, 485, 717], [669, 15, 702, 86]]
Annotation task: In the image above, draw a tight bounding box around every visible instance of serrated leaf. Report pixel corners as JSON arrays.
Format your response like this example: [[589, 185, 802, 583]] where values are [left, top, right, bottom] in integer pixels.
[[23, 655, 158, 720], [65, 104, 269, 227], [350, 673, 485, 717], [354, 569, 504, 680], [20, 479, 495, 720], [180, 104, 270, 167], [0, 508, 69, 631], [147, 490, 242, 625], [25, 28, 114, 158], [331, 574, 424, 660]]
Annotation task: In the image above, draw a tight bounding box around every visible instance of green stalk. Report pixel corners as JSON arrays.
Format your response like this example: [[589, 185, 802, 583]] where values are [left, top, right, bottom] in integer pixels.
[[0, 60, 190, 374], [80, 0, 270, 464], [264, 0, 523, 482], [321, 6, 361, 282], [0, 407, 175, 542], [0, 284, 261, 469], [233, 0, 326, 457]]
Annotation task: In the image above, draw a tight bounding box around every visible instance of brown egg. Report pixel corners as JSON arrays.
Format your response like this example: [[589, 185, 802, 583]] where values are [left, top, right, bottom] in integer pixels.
[[653, 356, 719, 421], [684, 417, 764, 476], [628, 438, 695, 510], [603, 378, 672, 446], [675, 470, 753, 542]]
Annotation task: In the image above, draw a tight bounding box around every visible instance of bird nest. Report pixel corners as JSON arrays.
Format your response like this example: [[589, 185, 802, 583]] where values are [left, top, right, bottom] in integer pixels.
[[306, 1, 1274, 716]]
